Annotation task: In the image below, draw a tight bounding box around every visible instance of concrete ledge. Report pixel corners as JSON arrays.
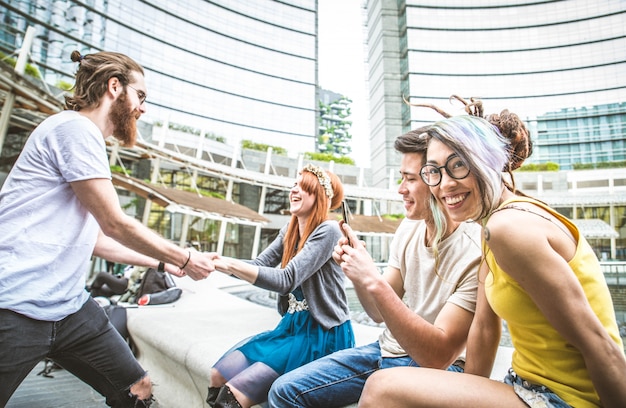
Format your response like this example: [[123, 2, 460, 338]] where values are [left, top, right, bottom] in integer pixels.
[[127, 274, 512, 407], [127, 274, 383, 407]]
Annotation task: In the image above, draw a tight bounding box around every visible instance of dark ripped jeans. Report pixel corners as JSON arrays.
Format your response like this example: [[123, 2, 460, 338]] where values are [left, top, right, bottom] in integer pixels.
[[0, 298, 150, 407]]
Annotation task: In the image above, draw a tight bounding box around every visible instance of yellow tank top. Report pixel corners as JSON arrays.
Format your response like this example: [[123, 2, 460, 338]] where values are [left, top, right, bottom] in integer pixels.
[[484, 197, 623, 407]]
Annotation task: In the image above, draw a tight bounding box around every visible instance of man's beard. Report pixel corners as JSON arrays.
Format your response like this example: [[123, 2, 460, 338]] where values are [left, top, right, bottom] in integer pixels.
[[109, 91, 139, 147]]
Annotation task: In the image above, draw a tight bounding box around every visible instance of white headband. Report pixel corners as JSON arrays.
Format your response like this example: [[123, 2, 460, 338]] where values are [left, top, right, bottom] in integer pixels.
[[302, 164, 333, 199]]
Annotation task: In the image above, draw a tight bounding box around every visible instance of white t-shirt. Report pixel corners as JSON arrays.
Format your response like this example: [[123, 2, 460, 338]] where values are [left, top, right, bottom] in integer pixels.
[[0, 111, 111, 320], [379, 218, 482, 357]]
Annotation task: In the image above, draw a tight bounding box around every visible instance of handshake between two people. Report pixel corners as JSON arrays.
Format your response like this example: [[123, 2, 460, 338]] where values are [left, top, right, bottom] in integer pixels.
[[174, 222, 380, 285], [181, 251, 259, 284], [165, 251, 224, 281]]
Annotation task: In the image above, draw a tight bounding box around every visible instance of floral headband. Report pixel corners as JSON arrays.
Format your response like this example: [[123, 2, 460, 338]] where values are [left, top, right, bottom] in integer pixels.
[[302, 164, 334, 199]]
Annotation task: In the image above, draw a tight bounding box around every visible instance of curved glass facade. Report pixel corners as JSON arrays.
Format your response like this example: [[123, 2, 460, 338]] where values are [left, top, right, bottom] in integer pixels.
[[366, 0, 626, 187], [0, 0, 318, 156], [404, 0, 625, 120]]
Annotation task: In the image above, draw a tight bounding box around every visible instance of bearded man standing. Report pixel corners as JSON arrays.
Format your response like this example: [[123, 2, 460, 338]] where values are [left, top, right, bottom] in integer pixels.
[[0, 50, 216, 407]]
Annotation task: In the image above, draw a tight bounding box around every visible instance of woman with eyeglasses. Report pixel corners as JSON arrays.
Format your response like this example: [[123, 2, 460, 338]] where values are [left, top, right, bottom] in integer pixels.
[[358, 102, 626, 407]]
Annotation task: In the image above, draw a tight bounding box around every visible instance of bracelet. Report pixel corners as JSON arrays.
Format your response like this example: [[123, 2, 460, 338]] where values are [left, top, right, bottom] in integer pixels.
[[157, 261, 165, 272], [180, 250, 191, 270]]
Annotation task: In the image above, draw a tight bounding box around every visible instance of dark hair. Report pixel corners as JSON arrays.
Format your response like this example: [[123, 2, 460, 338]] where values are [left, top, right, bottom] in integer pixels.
[[65, 50, 144, 111], [485, 110, 533, 173], [394, 126, 430, 159]]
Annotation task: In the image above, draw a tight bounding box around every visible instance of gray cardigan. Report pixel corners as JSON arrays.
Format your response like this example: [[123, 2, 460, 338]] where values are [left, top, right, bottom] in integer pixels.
[[251, 220, 350, 331]]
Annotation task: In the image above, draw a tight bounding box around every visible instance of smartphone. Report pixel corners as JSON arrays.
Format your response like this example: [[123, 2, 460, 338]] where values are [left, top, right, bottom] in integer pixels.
[[341, 200, 350, 226], [341, 200, 351, 245]]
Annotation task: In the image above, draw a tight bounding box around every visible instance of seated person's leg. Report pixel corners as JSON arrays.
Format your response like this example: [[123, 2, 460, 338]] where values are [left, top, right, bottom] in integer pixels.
[[268, 342, 382, 408], [359, 367, 530, 408], [211, 349, 251, 386], [227, 361, 279, 406], [208, 350, 251, 406]]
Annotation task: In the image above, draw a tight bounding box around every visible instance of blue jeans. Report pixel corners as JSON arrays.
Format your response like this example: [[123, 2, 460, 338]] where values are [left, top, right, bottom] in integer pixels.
[[268, 341, 464, 408], [504, 369, 571, 408], [0, 298, 148, 407]]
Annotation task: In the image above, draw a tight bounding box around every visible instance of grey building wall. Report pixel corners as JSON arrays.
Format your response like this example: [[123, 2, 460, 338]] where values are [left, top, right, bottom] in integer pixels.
[[365, 0, 405, 189]]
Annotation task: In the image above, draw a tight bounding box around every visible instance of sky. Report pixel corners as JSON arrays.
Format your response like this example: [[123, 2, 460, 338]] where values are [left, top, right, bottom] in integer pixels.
[[318, 0, 370, 168]]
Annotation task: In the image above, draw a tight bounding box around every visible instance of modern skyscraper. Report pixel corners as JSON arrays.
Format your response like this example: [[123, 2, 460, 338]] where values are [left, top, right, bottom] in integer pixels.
[[0, 0, 319, 157], [365, 0, 626, 187]]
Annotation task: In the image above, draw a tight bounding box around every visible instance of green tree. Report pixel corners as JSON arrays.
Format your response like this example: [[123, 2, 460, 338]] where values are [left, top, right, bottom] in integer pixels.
[[241, 140, 287, 156], [0, 51, 41, 78], [518, 162, 560, 171], [318, 96, 353, 157], [305, 152, 354, 165]]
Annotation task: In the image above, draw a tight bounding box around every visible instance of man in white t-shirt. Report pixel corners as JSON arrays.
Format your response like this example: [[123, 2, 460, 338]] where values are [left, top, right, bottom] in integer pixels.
[[268, 128, 482, 407], [0, 50, 215, 407]]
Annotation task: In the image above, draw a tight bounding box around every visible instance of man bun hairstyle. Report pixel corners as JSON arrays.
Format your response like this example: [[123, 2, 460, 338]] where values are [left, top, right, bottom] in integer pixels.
[[65, 50, 144, 111]]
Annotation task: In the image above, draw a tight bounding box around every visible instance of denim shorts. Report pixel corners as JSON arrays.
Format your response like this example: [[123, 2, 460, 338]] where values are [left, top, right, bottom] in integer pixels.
[[503, 368, 571, 408]]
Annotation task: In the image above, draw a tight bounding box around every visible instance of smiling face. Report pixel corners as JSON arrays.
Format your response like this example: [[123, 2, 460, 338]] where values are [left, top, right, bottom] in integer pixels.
[[425, 138, 481, 223], [289, 173, 316, 221], [398, 152, 431, 220]]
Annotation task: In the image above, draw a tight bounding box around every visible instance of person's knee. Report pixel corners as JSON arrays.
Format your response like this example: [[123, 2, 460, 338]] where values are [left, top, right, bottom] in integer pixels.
[[267, 384, 284, 407], [359, 370, 388, 407], [267, 372, 295, 406], [105, 374, 153, 408], [209, 367, 227, 386], [267, 377, 283, 401], [129, 374, 153, 401]]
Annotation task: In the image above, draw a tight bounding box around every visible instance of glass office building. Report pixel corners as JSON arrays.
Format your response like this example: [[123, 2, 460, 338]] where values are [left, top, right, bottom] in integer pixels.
[[366, 0, 626, 188], [0, 0, 318, 157], [533, 102, 626, 170]]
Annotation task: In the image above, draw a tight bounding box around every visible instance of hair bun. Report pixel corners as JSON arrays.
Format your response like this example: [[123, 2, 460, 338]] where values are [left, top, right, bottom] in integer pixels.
[[486, 110, 532, 171], [70, 50, 83, 63]]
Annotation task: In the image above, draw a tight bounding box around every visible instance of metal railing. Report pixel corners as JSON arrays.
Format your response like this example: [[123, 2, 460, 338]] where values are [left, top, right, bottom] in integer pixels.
[[601, 262, 626, 286]]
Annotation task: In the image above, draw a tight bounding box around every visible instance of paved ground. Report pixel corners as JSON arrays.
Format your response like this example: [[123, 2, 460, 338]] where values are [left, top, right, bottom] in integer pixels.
[[7, 361, 109, 408]]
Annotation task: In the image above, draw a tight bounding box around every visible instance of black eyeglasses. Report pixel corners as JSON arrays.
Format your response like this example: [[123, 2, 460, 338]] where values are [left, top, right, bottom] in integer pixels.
[[127, 84, 147, 104], [420, 155, 470, 186]]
